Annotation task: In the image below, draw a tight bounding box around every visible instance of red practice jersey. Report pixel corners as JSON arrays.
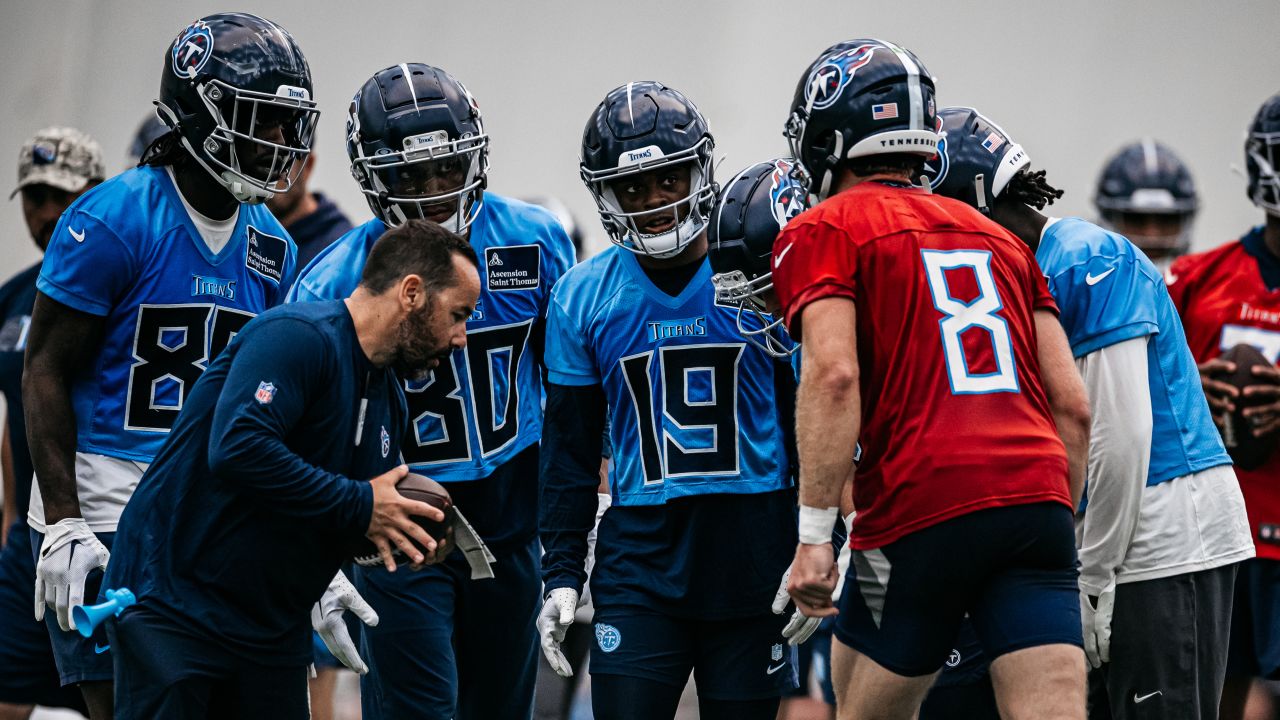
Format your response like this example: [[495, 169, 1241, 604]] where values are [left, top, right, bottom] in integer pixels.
[[1168, 227, 1280, 560], [772, 181, 1071, 550]]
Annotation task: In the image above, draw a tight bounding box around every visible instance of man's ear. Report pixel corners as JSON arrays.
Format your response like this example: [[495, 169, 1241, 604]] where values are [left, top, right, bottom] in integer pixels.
[[399, 273, 426, 311]]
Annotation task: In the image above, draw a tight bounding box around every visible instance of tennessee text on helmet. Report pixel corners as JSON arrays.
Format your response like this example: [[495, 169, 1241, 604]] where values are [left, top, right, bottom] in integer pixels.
[[580, 81, 717, 259], [157, 13, 319, 204], [347, 63, 489, 234]]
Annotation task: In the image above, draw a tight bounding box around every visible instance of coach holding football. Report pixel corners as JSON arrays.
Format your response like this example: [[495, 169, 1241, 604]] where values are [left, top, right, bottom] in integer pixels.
[[99, 220, 480, 719]]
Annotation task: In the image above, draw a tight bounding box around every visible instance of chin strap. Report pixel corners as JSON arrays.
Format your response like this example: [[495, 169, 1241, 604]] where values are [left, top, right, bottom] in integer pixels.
[[222, 172, 273, 204]]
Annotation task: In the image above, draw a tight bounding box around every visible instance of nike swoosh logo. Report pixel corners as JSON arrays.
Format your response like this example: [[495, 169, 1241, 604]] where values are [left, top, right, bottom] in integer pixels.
[[774, 244, 794, 268], [94, 644, 110, 654], [766, 662, 787, 675], [1133, 690, 1162, 703], [1085, 267, 1116, 286], [69, 227, 85, 243]]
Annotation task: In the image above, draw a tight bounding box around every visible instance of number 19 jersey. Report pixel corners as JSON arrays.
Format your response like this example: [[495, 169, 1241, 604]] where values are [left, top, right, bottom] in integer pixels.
[[771, 181, 1070, 550], [545, 248, 793, 506]]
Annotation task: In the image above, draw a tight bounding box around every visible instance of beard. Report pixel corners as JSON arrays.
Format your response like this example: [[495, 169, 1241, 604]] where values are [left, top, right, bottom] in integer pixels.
[[389, 301, 454, 381]]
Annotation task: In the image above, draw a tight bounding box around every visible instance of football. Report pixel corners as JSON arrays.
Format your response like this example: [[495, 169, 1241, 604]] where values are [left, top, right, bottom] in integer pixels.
[[1218, 343, 1278, 471], [353, 473, 455, 567]]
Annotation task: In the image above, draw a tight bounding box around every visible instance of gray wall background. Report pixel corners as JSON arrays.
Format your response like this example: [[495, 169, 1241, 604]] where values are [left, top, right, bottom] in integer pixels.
[[1, 0, 1277, 270]]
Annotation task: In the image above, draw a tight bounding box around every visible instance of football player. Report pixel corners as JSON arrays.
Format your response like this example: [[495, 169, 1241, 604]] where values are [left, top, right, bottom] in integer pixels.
[[929, 106, 1252, 720], [21, 13, 316, 718], [289, 63, 574, 720], [102, 220, 472, 719], [771, 40, 1092, 720], [1094, 140, 1199, 272], [0, 127, 103, 720], [538, 81, 800, 720], [1166, 92, 1280, 720]]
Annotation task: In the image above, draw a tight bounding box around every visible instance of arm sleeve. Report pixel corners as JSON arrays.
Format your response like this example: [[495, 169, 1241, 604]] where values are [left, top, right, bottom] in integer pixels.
[[540, 381, 608, 594], [36, 208, 138, 316], [1051, 258, 1159, 358], [544, 292, 599, 386], [771, 220, 859, 342], [1074, 336, 1154, 595], [208, 317, 373, 535]]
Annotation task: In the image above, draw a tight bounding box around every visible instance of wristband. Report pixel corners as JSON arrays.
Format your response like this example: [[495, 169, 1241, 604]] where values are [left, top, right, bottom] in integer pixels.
[[798, 505, 840, 545]]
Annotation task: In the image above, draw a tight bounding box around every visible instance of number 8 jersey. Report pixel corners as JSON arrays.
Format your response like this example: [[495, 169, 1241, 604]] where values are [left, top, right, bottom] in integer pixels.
[[545, 247, 793, 506], [32, 165, 295, 529], [772, 181, 1070, 550]]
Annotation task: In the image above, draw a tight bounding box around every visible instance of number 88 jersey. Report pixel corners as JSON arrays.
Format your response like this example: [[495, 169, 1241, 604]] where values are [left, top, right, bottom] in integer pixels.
[[37, 166, 296, 464], [545, 248, 794, 506], [771, 181, 1071, 550]]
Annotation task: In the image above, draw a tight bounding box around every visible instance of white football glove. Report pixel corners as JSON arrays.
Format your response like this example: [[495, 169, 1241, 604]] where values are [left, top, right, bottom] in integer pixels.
[[538, 587, 580, 678], [773, 564, 822, 645], [311, 571, 379, 675], [35, 518, 110, 632], [1080, 578, 1116, 669]]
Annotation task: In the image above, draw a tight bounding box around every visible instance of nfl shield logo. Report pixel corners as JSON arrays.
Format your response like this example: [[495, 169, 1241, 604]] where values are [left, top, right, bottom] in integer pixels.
[[254, 381, 276, 405], [771, 643, 784, 662], [380, 427, 391, 458]]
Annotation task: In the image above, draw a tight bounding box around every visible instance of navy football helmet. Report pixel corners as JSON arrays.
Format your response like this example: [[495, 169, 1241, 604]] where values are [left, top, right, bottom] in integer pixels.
[[1094, 140, 1198, 260], [347, 63, 488, 233], [580, 81, 716, 258], [784, 39, 939, 201], [157, 13, 318, 204], [1247, 92, 1280, 216], [709, 158, 809, 357], [924, 107, 1029, 214]]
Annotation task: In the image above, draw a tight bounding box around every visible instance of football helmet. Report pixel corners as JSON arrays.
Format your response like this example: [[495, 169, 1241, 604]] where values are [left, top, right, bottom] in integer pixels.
[[1094, 140, 1198, 259], [347, 63, 488, 233], [580, 81, 716, 259], [157, 13, 318, 204], [784, 39, 939, 201], [1247, 92, 1280, 216], [924, 107, 1029, 214], [708, 158, 808, 357]]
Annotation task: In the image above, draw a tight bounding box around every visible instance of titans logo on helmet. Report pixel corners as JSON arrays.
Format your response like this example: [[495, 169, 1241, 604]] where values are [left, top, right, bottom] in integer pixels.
[[922, 129, 951, 189], [768, 159, 806, 228], [171, 21, 214, 80], [805, 44, 878, 111]]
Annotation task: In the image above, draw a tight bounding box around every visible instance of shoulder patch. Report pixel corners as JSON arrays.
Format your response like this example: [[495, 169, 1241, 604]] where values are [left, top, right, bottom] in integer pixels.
[[485, 245, 541, 292], [246, 226, 288, 284]]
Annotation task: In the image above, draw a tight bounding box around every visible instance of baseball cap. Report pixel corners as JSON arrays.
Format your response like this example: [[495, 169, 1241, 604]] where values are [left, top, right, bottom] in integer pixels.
[[11, 126, 106, 199]]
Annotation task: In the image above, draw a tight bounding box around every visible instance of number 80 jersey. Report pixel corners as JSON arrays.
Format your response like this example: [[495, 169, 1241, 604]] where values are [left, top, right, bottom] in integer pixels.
[[37, 166, 296, 463], [771, 182, 1070, 550], [545, 248, 794, 506]]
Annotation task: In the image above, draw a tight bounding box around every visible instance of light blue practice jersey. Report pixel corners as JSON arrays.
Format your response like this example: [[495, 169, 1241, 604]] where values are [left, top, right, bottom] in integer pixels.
[[289, 194, 574, 481], [545, 247, 794, 506], [37, 165, 295, 462], [1036, 217, 1230, 486]]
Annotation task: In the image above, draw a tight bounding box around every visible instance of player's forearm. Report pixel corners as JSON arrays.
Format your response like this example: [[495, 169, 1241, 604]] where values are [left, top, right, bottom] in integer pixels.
[[22, 365, 82, 523], [1035, 310, 1092, 506], [1075, 339, 1153, 593], [796, 360, 861, 513], [539, 382, 607, 593]]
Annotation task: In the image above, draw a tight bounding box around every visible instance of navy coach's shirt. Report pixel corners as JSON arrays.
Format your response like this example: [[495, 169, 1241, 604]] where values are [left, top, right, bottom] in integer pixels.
[[0, 261, 40, 522], [104, 300, 405, 665]]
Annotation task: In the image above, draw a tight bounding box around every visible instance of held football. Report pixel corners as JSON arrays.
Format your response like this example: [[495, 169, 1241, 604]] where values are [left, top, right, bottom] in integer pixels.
[[353, 473, 455, 567], [1218, 343, 1278, 471]]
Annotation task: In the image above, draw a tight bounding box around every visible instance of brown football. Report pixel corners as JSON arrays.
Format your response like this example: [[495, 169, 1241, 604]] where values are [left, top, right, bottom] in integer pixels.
[[1218, 343, 1277, 471], [353, 473, 455, 567]]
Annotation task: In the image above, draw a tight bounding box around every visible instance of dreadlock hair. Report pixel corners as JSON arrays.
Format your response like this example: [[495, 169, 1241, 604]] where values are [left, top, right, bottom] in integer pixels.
[[138, 129, 189, 168], [1004, 167, 1064, 210]]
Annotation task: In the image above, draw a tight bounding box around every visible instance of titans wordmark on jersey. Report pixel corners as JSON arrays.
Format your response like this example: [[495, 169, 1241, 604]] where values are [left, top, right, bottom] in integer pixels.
[[36, 165, 295, 462], [288, 194, 574, 481], [545, 247, 793, 506]]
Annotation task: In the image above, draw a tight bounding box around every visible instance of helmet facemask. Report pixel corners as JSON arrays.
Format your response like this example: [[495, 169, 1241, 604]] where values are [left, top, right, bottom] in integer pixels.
[[584, 138, 716, 258], [163, 79, 319, 204], [1248, 130, 1280, 216], [352, 130, 488, 233], [711, 270, 795, 358]]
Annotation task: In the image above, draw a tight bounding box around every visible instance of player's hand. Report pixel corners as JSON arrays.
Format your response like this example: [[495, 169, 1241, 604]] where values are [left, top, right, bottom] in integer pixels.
[[366, 465, 445, 572], [787, 542, 840, 620], [537, 587, 580, 678], [34, 518, 110, 632], [1198, 357, 1240, 423], [773, 565, 822, 646], [311, 571, 379, 675], [1242, 364, 1280, 436], [1079, 580, 1116, 669]]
